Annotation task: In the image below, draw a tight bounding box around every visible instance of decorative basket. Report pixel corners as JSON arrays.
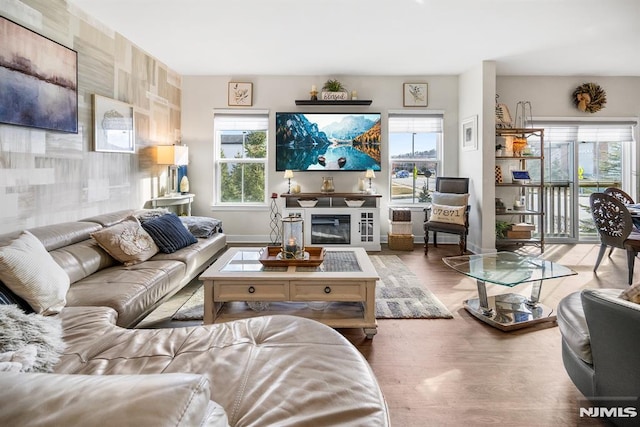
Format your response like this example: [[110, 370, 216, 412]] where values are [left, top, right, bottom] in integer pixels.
[[297, 198, 318, 207]]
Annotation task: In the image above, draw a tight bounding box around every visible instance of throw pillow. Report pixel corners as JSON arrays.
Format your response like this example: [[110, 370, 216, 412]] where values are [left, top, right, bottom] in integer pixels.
[[429, 203, 466, 226], [141, 213, 197, 253], [431, 192, 469, 207], [0, 304, 65, 372], [133, 208, 170, 223], [91, 216, 159, 266], [0, 231, 69, 315], [620, 282, 640, 303]]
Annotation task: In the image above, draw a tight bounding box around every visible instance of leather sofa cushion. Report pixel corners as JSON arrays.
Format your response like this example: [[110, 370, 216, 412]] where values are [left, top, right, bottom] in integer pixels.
[[81, 210, 136, 227], [0, 221, 102, 253], [0, 371, 227, 427], [55, 313, 389, 426], [49, 238, 116, 284], [151, 233, 226, 282], [558, 290, 592, 364], [65, 260, 186, 327], [557, 288, 621, 365]]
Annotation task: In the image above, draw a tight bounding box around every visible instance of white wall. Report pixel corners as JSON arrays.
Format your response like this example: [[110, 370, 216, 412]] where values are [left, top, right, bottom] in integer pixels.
[[182, 75, 459, 243], [458, 61, 496, 253]]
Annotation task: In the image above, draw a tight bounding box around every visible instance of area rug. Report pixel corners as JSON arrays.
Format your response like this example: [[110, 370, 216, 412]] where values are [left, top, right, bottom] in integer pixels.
[[172, 255, 453, 320]]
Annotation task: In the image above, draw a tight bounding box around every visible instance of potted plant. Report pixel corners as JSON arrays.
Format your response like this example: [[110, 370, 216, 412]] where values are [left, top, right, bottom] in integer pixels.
[[321, 79, 348, 101]]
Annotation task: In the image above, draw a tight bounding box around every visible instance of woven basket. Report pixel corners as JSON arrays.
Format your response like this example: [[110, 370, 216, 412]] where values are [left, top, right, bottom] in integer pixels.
[[388, 233, 414, 251]]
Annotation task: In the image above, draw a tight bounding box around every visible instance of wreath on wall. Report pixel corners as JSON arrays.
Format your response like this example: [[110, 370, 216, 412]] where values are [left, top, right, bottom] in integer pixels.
[[572, 82, 606, 113]]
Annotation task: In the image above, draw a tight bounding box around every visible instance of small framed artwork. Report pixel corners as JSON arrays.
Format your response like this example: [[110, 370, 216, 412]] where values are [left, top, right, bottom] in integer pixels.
[[461, 115, 478, 151], [92, 94, 135, 153], [228, 82, 253, 106], [403, 83, 428, 107]]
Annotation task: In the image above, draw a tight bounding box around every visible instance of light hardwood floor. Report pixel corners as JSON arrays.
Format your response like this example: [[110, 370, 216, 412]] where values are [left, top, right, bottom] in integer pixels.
[[139, 243, 628, 426]]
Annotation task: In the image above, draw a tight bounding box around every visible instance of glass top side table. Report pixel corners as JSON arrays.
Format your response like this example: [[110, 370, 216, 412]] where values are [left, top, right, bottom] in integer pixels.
[[443, 252, 577, 331]]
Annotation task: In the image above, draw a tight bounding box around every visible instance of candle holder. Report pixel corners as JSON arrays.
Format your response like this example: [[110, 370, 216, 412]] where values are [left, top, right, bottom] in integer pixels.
[[282, 215, 304, 259]]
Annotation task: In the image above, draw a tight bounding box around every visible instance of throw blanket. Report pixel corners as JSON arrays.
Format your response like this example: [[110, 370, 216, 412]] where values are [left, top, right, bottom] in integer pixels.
[[180, 216, 223, 238]]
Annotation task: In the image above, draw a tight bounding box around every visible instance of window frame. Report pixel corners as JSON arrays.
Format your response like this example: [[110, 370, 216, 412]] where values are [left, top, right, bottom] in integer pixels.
[[213, 110, 269, 208], [388, 112, 444, 206]]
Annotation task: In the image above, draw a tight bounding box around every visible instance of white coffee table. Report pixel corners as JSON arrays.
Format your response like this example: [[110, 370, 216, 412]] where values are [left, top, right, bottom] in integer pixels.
[[199, 247, 379, 338]]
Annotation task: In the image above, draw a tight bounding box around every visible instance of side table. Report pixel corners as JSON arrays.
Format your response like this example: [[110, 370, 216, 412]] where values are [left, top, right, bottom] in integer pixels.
[[148, 193, 195, 216]]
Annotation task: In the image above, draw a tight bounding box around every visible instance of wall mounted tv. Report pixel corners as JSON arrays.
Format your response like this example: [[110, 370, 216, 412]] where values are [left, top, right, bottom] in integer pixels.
[[275, 112, 381, 171]]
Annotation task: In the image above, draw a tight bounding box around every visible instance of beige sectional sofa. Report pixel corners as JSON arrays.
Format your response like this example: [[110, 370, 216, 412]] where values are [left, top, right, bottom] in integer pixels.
[[0, 210, 390, 426]]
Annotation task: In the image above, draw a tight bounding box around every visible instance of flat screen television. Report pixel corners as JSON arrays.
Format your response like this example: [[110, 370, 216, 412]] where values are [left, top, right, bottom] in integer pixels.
[[275, 112, 381, 171]]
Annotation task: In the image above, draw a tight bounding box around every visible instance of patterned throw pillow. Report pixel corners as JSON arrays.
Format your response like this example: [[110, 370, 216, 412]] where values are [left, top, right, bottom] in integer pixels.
[[0, 231, 69, 315], [429, 203, 466, 226], [91, 216, 159, 266], [141, 213, 197, 254]]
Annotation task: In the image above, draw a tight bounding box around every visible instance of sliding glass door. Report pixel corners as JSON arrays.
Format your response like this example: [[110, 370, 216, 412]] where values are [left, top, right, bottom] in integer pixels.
[[539, 122, 635, 243]]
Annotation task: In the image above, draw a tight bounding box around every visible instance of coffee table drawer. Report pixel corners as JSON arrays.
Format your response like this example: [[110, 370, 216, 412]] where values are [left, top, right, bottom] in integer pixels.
[[214, 281, 288, 301], [290, 281, 366, 301]]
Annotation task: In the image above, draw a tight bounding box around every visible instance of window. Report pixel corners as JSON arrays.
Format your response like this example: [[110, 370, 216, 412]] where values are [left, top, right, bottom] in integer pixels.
[[388, 113, 443, 204], [213, 112, 268, 205], [531, 120, 636, 241]]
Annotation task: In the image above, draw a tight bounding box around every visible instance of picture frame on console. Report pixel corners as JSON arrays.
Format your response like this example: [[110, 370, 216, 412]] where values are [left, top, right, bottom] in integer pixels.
[[228, 82, 253, 106], [403, 83, 428, 107], [92, 94, 135, 153], [0, 16, 78, 133]]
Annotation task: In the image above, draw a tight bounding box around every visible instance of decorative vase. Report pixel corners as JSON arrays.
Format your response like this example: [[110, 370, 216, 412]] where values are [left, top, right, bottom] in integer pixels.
[[179, 175, 190, 193], [321, 177, 335, 193]]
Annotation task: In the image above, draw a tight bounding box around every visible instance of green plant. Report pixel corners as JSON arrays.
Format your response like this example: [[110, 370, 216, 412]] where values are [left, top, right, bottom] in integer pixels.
[[495, 220, 511, 239], [322, 79, 345, 92]]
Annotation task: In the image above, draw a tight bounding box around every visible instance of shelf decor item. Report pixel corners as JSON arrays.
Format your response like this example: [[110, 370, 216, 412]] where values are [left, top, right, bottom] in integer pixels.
[[345, 198, 365, 208], [572, 82, 607, 113], [321, 79, 348, 100], [284, 169, 294, 194]]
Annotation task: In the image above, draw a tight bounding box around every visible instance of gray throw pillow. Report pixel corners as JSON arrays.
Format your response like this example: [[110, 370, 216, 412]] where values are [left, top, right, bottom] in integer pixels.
[[431, 192, 469, 207]]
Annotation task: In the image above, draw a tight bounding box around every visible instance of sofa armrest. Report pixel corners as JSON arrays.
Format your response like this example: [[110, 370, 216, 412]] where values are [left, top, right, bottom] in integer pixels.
[[0, 372, 229, 427], [581, 290, 640, 405]]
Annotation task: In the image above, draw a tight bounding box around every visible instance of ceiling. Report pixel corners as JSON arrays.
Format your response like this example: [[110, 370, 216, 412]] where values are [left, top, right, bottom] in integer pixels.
[[67, 0, 640, 77]]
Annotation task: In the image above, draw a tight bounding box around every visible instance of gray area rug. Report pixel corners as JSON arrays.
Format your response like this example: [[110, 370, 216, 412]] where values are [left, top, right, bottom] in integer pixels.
[[172, 255, 453, 320]]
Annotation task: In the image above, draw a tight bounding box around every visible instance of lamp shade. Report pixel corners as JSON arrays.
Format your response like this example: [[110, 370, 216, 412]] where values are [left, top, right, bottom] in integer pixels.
[[365, 169, 376, 179], [284, 170, 294, 179], [157, 145, 189, 165]]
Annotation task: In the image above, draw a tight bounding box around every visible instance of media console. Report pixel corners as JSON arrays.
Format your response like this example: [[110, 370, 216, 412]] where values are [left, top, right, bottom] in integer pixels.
[[281, 193, 382, 251]]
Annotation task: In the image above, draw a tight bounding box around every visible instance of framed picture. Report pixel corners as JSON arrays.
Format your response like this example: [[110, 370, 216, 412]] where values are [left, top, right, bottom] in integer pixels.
[[0, 16, 78, 133], [92, 94, 135, 153], [228, 82, 253, 106], [403, 83, 428, 107], [461, 115, 478, 151]]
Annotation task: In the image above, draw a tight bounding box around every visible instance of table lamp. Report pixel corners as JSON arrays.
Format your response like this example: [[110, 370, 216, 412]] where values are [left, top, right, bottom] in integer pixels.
[[157, 145, 189, 196], [365, 169, 375, 193], [284, 169, 294, 194]]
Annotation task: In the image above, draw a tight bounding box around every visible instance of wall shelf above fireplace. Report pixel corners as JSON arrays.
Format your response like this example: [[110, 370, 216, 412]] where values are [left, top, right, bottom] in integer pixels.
[[294, 100, 373, 106]]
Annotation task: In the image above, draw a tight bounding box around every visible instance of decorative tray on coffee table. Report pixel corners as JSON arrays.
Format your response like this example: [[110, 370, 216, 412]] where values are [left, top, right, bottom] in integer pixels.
[[259, 246, 325, 267]]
